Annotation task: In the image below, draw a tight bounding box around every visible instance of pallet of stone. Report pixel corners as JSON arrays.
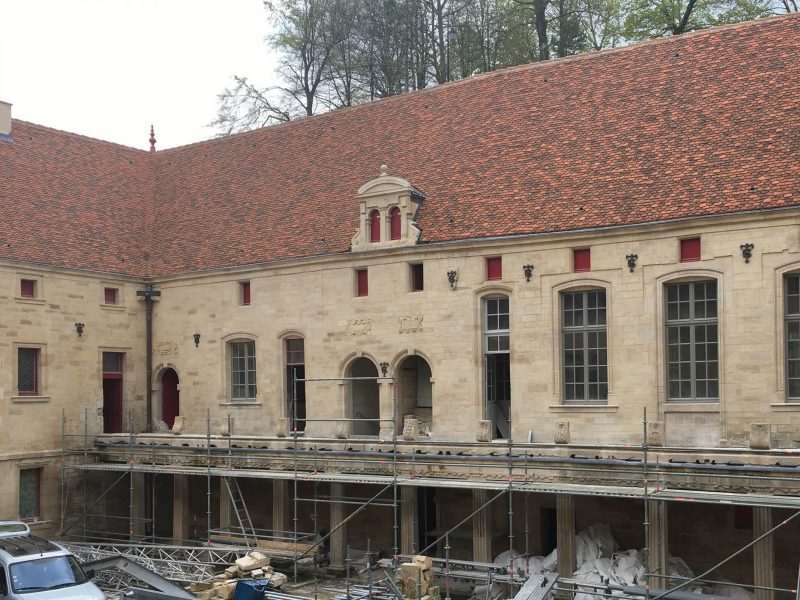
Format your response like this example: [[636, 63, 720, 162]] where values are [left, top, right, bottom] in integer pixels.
[[208, 535, 319, 558]]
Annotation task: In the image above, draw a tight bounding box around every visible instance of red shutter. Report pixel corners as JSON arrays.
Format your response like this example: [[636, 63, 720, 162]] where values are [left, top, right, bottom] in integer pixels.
[[412, 264, 424, 291], [357, 269, 369, 296], [390, 207, 401, 240], [680, 238, 701, 262], [486, 257, 502, 281], [573, 249, 591, 272], [369, 210, 381, 243], [104, 287, 118, 304], [20, 279, 35, 298], [241, 281, 251, 305]]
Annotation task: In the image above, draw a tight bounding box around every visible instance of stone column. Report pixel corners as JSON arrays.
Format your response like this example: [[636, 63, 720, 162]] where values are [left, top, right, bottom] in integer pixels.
[[219, 479, 231, 533], [130, 473, 147, 539], [556, 494, 576, 579], [473, 489, 493, 563], [272, 479, 290, 539], [172, 475, 191, 544], [379, 380, 395, 439], [753, 507, 775, 600], [329, 483, 347, 571], [401, 486, 418, 555], [647, 500, 668, 588]]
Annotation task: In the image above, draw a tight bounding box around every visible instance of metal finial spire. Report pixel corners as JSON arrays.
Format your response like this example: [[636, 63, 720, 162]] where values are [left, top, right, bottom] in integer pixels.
[[149, 125, 156, 153]]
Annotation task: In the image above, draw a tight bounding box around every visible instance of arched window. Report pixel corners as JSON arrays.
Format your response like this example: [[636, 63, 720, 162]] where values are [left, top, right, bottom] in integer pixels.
[[389, 207, 401, 240], [369, 210, 381, 243], [483, 296, 510, 439]]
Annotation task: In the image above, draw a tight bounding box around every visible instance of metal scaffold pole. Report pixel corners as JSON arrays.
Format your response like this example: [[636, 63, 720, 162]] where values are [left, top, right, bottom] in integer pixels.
[[206, 408, 212, 546], [128, 410, 135, 542]]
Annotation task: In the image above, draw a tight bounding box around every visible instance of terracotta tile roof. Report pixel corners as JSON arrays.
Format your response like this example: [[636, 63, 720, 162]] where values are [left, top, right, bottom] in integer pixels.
[[1, 15, 798, 277]]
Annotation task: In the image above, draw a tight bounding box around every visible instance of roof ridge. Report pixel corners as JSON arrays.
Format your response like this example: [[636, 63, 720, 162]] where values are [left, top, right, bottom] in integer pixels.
[[11, 119, 151, 154], [157, 13, 799, 154]]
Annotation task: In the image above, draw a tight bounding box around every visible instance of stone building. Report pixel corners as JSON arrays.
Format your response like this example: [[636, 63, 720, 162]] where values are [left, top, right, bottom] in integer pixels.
[[1, 13, 799, 598]]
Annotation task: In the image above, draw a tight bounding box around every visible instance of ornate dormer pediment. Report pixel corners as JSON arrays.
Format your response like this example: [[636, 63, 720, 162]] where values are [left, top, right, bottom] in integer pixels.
[[351, 165, 424, 252]]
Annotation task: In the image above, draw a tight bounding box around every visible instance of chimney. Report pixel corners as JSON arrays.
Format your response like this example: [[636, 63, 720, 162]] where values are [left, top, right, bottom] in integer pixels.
[[0, 101, 11, 137]]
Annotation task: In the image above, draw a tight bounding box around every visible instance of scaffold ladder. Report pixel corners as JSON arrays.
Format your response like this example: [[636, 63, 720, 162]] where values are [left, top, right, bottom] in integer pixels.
[[224, 477, 257, 548]]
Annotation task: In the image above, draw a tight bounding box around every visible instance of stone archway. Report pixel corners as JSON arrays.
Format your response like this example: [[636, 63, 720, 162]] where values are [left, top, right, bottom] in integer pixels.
[[347, 357, 380, 436], [396, 355, 433, 434], [161, 368, 180, 429]]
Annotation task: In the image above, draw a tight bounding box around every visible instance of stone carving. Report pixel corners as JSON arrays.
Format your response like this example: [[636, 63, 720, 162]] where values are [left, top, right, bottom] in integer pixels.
[[554, 421, 570, 444], [171, 416, 185, 434], [399, 315, 423, 334], [647, 421, 665, 447], [749, 423, 771, 449], [335, 420, 351, 439], [154, 341, 178, 357], [403, 417, 420, 441], [476, 420, 492, 442], [347, 320, 372, 336]]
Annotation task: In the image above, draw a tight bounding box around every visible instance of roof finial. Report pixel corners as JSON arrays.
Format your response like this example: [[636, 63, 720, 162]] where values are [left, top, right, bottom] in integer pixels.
[[380, 164, 388, 176], [149, 125, 156, 153]]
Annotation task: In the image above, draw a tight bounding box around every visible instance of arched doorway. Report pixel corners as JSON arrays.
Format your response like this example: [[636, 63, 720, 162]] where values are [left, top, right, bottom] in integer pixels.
[[161, 368, 180, 429], [397, 355, 433, 434], [348, 358, 379, 436]]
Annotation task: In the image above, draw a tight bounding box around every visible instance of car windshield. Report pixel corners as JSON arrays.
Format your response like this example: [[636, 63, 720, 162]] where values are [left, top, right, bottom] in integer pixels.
[[10, 555, 88, 593]]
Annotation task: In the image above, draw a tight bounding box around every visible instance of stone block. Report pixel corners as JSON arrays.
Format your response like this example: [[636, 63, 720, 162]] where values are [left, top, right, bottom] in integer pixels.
[[750, 423, 771, 449], [647, 421, 665, 447], [476, 420, 492, 442], [276, 418, 290, 438], [398, 561, 430, 597], [213, 581, 237, 600], [195, 590, 214, 600], [224, 565, 239, 578], [403, 417, 420, 441], [555, 421, 570, 444], [267, 572, 287, 588], [171, 416, 185, 434], [235, 551, 269, 572], [335, 420, 351, 439]]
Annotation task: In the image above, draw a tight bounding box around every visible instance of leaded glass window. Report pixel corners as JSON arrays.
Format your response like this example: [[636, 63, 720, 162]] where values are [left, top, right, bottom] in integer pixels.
[[230, 341, 257, 401], [19, 469, 40, 520], [18, 348, 38, 395], [562, 290, 608, 402], [665, 281, 719, 401], [786, 275, 800, 400]]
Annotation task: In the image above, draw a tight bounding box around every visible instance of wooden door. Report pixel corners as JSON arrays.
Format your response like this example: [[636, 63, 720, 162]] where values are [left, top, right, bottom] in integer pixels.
[[161, 369, 180, 428]]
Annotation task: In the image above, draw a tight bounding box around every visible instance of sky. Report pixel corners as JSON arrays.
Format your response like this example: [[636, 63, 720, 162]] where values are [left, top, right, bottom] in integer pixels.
[[0, 0, 277, 150]]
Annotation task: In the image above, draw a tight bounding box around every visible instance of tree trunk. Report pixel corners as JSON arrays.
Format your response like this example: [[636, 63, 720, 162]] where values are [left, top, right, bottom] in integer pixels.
[[535, 0, 550, 60]]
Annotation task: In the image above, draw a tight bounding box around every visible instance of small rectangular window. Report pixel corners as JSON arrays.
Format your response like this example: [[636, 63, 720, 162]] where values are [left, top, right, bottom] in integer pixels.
[[411, 264, 424, 292], [18, 348, 39, 396], [19, 468, 41, 521], [20, 279, 36, 298], [102, 352, 124, 375], [486, 257, 502, 281], [104, 287, 119, 305], [356, 269, 368, 297], [680, 238, 701, 262], [573, 249, 591, 272], [239, 281, 251, 306]]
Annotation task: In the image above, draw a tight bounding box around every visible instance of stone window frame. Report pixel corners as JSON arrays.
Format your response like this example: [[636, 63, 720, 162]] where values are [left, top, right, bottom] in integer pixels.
[[774, 263, 800, 405], [221, 333, 260, 404], [550, 279, 614, 406], [561, 288, 609, 404], [12, 342, 49, 402], [100, 282, 125, 310], [276, 329, 307, 433], [15, 273, 45, 304], [18, 466, 43, 522]]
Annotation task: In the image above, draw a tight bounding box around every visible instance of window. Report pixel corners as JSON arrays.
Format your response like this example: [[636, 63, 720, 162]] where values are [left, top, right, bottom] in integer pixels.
[[104, 287, 118, 305], [102, 352, 123, 375], [20, 279, 36, 298], [573, 249, 591, 272], [665, 281, 718, 401], [411, 263, 424, 292], [239, 281, 251, 306], [484, 296, 510, 439], [680, 238, 701, 262], [19, 468, 41, 521], [389, 207, 401, 240], [356, 268, 368, 297], [486, 257, 502, 281], [286, 338, 306, 432], [562, 290, 608, 402], [230, 341, 257, 401], [17, 348, 39, 396], [369, 210, 381, 243], [785, 274, 800, 400]]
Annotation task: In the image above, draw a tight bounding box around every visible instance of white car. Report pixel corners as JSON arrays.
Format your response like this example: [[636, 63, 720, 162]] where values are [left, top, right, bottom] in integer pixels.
[[0, 522, 104, 600]]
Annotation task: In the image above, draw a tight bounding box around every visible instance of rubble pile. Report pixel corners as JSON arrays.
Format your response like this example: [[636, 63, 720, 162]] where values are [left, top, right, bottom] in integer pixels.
[[187, 551, 288, 600], [397, 555, 441, 600]]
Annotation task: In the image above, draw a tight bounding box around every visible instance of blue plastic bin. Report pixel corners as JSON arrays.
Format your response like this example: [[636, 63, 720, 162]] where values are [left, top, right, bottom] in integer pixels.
[[233, 579, 272, 600]]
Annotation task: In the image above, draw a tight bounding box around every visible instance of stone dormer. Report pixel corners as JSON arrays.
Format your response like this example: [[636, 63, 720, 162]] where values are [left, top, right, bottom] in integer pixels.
[[351, 165, 424, 251]]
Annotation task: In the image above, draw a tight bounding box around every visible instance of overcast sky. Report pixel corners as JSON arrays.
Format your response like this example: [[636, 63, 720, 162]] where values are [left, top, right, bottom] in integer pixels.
[[0, 0, 277, 150]]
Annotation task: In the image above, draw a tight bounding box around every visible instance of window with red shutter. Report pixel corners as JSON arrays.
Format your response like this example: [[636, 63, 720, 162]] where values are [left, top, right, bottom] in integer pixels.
[[240, 281, 251, 305], [20, 279, 36, 298], [104, 287, 118, 305], [411, 264, 424, 292], [369, 210, 381, 243], [356, 269, 368, 296], [389, 207, 401, 240], [680, 238, 701, 262], [573, 249, 591, 272], [486, 257, 502, 281]]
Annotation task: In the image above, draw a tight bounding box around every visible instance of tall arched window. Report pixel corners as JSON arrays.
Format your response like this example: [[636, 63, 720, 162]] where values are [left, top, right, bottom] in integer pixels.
[[389, 207, 401, 240], [483, 296, 510, 439], [369, 210, 381, 243]]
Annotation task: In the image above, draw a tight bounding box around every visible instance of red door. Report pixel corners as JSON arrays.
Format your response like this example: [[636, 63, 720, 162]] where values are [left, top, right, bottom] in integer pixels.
[[103, 378, 123, 433], [161, 369, 180, 428]]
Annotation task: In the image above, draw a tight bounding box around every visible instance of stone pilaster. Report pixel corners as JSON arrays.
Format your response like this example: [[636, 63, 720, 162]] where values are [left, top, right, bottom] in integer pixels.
[[473, 489, 493, 563], [272, 479, 290, 537], [647, 500, 668, 587], [556, 494, 576, 579], [329, 483, 347, 571], [401, 486, 418, 555], [219, 478, 231, 532], [753, 507, 775, 600], [172, 475, 191, 544]]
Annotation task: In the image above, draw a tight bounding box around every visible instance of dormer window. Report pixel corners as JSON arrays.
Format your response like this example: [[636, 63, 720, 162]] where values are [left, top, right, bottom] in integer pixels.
[[369, 210, 381, 243], [390, 207, 401, 240]]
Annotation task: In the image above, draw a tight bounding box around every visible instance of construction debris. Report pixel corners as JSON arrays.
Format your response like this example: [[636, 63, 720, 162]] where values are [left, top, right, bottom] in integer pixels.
[[188, 551, 288, 600], [397, 555, 441, 600]]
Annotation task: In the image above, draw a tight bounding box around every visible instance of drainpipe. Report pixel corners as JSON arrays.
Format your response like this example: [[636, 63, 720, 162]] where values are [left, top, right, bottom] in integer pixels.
[[136, 283, 161, 432]]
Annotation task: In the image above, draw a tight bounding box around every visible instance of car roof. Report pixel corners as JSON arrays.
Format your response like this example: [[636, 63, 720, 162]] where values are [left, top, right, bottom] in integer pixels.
[[0, 536, 64, 562]]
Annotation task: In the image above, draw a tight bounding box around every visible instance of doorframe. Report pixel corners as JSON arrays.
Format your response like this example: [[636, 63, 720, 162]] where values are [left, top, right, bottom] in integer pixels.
[[153, 363, 180, 428]]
